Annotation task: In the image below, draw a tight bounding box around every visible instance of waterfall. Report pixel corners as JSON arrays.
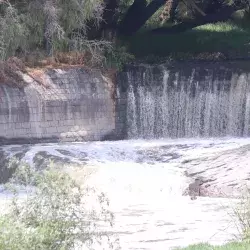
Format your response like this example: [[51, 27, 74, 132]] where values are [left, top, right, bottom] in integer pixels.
[[123, 63, 250, 139]]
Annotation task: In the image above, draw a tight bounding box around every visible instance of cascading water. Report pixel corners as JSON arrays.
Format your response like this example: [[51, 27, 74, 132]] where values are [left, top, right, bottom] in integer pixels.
[[1, 63, 250, 249], [122, 64, 250, 139], [1, 138, 250, 249]]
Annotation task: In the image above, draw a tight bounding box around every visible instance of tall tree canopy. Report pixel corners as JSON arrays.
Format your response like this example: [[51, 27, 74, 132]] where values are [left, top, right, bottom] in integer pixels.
[[117, 0, 249, 35], [0, 0, 249, 61], [0, 0, 105, 59]]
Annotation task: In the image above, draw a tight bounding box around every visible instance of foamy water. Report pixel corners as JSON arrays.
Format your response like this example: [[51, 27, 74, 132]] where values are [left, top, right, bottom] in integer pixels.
[[1, 138, 250, 249]]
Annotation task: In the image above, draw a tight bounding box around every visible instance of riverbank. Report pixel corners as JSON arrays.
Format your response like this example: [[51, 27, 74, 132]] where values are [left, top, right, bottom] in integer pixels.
[[180, 242, 250, 249]]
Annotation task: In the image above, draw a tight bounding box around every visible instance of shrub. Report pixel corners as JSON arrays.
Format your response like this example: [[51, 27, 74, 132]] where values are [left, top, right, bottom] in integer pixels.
[[105, 45, 135, 71], [232, 192, 250, 242], [0, 163, 118, 250]]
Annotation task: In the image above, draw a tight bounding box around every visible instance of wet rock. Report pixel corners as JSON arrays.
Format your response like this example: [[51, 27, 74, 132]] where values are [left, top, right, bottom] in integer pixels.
[[136, 147, 181, 163], [0, 149, 29, 184], [56, 149, 75, 157], [183, 144, 250, 198], [55, 150, 88, 165], [33, 151, 85, 170], [33, 151, 72, 170], [8, 145, 30, 153], [183, 177, 204, 198]]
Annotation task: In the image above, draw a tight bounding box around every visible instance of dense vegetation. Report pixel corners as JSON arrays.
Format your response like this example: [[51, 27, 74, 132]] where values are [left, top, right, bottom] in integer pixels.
[[0, 163, 116, 249], [0, 0, 249, 70]]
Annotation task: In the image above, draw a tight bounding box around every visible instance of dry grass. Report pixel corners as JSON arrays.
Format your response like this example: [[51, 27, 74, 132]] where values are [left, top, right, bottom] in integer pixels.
[[23, 50, 88, 68], [0, 57, 27, 87], [26, 69, 50, 88], [0, 50, 102, 87]]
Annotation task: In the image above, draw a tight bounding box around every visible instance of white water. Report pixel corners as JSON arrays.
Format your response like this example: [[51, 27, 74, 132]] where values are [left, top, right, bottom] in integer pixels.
[[123, 67, 250, 138], [1, 138, 250, 249], [75, 138, 248, 249]]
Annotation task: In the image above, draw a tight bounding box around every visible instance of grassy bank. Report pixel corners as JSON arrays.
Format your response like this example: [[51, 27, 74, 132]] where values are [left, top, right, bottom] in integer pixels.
[[123, 21, 250, 61], [179, 242, 250, 250]]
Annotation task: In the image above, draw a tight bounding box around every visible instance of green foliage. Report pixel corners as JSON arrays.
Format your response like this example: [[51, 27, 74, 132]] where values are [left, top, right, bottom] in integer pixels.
[[0, 163, 117, 250], [0, 3, 28, 60], [178, 242, 250, 249], [231, 193, 250, 242], [0, 0, 109, 61], [124, 21, 250, 61], [1, 0, 250, 66], [105, 45, 135, 70], [179, 187, 250, 250]]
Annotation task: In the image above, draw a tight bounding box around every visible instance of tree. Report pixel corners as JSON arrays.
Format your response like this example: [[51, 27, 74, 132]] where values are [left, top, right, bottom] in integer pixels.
[[118, 0, 166, 35], [0, 0, 249, 62], [150, 0, 249, 34], [0, 0, 106, 58], [115, 0, 249, 36], [159, 0, 179, 24]]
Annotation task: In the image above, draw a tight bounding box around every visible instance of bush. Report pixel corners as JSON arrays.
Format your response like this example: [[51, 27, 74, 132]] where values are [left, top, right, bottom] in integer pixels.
[[232, 193, 250, 242], [0, 163, 118, 250], [105, 45, 135, 70]]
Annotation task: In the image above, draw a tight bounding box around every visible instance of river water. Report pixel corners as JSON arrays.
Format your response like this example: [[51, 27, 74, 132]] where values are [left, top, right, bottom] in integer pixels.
[[1, 138, 250, 249]]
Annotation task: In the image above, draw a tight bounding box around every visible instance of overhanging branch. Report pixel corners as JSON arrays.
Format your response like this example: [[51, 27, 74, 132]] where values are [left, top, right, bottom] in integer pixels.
[[151, 5, 238, 34], [118, 0, 166, 36]]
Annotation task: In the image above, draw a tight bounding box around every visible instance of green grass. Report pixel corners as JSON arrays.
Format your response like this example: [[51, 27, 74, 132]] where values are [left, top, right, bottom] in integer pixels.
[[122, 21, 250, 61], [178, 242, 250, 250]]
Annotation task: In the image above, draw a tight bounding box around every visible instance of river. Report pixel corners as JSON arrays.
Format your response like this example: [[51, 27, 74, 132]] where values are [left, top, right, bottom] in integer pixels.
[[1, 138, 250, 249]]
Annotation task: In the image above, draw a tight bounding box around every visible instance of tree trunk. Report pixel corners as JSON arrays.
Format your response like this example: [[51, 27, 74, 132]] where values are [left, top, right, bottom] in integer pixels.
[[70, 0, 120, 41], [44, 17, 53, 56], [101, 0, 120, 41], [43, 0, 57, 56], [119, 0, 166, 36], [169, 0, 179, 22], [204, 0, 223, 15], [159, 0, 179, 24]]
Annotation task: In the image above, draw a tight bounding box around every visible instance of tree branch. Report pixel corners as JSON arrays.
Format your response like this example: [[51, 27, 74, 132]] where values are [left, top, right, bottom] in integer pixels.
[[151, 5, 238, 34]]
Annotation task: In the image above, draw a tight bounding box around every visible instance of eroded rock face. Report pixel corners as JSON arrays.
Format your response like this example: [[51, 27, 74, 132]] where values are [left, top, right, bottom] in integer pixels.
[[183, 145, 250, 198]]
